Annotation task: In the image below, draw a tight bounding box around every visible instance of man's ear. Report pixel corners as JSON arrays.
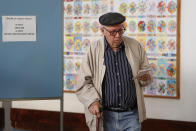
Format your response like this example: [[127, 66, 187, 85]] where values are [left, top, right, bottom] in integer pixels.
[[100, 27, 104, 35]]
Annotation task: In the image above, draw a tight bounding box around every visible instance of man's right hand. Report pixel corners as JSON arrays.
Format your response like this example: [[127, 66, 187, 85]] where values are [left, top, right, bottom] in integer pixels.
[[88, 101, 102, 118]]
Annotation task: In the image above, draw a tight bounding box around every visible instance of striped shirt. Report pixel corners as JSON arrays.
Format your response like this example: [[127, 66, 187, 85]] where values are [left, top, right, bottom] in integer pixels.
[[102, 38, 137, 109]]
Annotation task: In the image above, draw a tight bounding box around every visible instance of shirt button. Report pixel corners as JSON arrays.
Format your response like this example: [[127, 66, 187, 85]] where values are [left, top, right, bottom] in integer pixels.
[[117, 73, 119, 75], [119, 103, 121, 106], [119, 83, 121, 86], [116, 63, 118, 65], [119, 94, 121, 97]]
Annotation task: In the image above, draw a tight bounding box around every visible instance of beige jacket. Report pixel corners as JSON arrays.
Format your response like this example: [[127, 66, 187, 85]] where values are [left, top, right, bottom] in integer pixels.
[[76, 36, 152, 131]]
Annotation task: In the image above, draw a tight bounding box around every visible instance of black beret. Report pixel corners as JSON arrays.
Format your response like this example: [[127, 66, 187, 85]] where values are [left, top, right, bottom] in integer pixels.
[[99, 12, 126, 26]]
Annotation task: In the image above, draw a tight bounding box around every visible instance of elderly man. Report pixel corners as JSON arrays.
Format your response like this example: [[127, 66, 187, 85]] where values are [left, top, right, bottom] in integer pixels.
[[76, 12, 152, 131]]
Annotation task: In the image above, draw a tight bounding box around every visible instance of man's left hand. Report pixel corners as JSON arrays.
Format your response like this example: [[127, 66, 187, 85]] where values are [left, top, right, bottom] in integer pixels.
[[137, 73, 150, 81]]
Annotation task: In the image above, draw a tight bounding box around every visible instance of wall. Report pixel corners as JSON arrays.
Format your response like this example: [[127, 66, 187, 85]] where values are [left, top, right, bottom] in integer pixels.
[[0, 102, 2, 107], [12, 93, 84, 113], [12, 0, 196, 122], [144, 0, 196, 122]]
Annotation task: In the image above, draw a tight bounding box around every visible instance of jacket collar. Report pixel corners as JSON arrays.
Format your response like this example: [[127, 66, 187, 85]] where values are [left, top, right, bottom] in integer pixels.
[[104, 36, 125, 51]]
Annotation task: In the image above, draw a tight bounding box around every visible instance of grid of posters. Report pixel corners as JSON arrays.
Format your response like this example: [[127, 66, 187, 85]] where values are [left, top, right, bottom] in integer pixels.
[[64, 0, 180, 98], [64, 0, 109, 92]]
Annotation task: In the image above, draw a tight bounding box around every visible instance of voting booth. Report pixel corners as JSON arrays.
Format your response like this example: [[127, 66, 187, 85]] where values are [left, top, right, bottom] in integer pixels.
[[0, 0, 64, 130]]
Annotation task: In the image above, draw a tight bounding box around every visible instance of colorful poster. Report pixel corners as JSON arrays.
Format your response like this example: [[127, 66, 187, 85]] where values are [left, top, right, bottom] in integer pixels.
[[74, 56, 83, 73], [91, 1, 100, 16], [157, 59, 167, 78], [64, 74, 77, 91], [119, 2, 128, 15], [148, 58, 157, 77], [156, 37, 167, 53], [138, 0, 147, 16], [64, 2, 74, 17], [146, 0, 157, 16], [157, 19, 167, 34], [146, 19, 156, 34], [167, 37, 176, 54], [73, 20, 82, 34], [137, 18, 146, 33], [64, 19, 73, 34], [166, 79, 176, 96], [64, 56, 75, 74], [64, 36, 74, 52], [167, 59, 176, 78], [129, 0, 138, 16], [74, 36, 82, 52], [144, 79, 157, 95], [127, 17, 137, 34], [167, 18, 177, 34], [74, 1, 82, 16], [167, 0, 177, 15], [100, 0, 109, 14], [82, 1, 91, 16], [82, 19, 91, 34], [91, 20, 100, 34], [146, 37, 156, 53], [136, 36, 146, 48], [156, 79, 167, 96], [82, 37, 91, 52], [157, 0, 167, 16]]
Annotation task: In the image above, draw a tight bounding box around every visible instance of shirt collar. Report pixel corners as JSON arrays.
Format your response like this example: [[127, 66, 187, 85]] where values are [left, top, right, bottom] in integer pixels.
[[104, 37, 125, 51]]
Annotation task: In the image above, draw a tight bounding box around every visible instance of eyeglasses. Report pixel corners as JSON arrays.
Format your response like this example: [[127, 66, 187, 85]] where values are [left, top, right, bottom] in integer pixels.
[[103, 26, 126, 36]]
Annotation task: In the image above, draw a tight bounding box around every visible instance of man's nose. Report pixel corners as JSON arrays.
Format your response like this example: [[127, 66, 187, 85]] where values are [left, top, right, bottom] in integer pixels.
[[115, 32, 120, 37]]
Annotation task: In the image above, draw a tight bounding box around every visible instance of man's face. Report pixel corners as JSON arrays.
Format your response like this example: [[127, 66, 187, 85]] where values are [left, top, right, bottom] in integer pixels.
[[101, 24, 124, 50]]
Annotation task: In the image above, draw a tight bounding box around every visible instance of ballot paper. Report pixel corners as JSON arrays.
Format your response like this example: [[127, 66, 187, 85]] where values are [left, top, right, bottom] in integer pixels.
[[133, 68, 152, 79]]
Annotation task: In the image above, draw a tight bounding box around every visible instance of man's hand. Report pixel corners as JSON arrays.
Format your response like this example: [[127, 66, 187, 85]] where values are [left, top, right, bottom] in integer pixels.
[[137, 73, 151, 81], [88, 101, 102, 118]]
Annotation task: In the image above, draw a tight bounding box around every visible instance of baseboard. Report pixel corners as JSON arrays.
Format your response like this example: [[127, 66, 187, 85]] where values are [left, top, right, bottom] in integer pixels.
[[11, 108, 196, 131], [0, 108, 4, 129], [142, 118, 196, 131], [11, 108, 88, 131]]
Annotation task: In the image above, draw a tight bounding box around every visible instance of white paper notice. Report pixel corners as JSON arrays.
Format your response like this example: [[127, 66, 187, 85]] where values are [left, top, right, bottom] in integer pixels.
[[2, 16, 36, 42]]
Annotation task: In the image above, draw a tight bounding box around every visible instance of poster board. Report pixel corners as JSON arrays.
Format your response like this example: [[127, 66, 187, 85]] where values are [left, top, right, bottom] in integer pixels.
[[63, 0, 180, 99]]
